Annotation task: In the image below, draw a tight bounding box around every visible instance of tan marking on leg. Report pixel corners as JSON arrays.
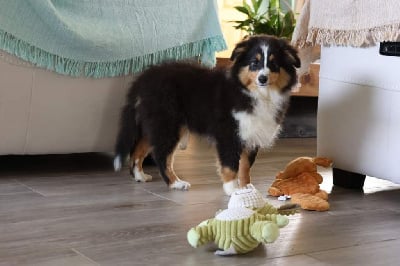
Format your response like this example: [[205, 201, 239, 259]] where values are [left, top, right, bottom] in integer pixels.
[[166, 146, 191, 190], [129, 138, 153, 182], [220, 167, 237, 183], [130, 137, 152, 172], [166, 150, 179, 184], [220, 166, 238, 195], [238, 151, 251, 187]]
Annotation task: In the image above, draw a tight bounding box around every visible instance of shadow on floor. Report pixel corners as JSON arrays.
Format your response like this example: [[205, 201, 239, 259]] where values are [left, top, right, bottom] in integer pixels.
[[0, 153, 115, 176]]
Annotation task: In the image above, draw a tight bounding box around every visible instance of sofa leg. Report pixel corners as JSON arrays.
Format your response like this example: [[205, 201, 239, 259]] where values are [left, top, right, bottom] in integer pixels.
[[332, 168, 366, 189]]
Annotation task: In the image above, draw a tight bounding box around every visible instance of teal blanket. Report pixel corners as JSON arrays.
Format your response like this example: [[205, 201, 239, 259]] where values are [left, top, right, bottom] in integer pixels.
[[0, 0, 227, 78]]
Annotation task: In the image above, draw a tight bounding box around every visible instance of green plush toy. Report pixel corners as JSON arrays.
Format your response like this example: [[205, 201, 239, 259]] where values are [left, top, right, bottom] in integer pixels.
[[187, 184, 298, 255]]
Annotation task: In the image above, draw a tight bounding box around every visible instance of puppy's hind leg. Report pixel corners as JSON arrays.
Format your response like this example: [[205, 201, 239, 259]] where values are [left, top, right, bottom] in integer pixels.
[[152, 135, 191, 191], [130, 137, 153, 182], [166, 148, 191, 190]]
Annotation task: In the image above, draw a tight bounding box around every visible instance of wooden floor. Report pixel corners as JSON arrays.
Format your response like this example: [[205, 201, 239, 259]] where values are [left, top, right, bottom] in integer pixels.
[[1, 138, 400, 265]]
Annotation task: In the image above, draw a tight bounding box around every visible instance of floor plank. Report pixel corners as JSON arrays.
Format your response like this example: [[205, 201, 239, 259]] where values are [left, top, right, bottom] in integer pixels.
[[1, 137, 400, 265]]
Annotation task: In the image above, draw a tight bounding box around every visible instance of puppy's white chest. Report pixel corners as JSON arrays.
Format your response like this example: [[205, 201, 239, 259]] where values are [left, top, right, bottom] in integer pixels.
[[233, 91, 284, 149]]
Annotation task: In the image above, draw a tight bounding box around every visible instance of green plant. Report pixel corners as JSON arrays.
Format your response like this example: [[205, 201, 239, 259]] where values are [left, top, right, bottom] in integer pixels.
[[232, 0, 296, 39]]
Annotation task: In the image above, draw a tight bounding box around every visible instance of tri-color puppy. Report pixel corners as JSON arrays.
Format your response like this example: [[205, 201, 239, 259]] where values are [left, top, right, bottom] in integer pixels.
[[114, 35, 300, 195]]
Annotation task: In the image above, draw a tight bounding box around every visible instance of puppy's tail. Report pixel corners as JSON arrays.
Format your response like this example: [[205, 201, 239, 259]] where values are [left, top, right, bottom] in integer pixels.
[[113, 103, 140, 171]]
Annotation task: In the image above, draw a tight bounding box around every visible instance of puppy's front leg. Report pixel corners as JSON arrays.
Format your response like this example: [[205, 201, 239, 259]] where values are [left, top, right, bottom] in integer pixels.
[[238, 148, 259, 187], [216, 143, 242, 195], [220, 166, 239, 196]]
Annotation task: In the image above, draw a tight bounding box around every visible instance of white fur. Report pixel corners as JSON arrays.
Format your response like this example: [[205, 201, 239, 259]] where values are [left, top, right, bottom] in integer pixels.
[[114, 155, 122, 171], [256, 45, 271, 87], [262, 45, 269, 68], [170, 179, 191, 190], [133, 164, 153, 182], [233, 89, 286, 150], [223, 180, 239, 196]]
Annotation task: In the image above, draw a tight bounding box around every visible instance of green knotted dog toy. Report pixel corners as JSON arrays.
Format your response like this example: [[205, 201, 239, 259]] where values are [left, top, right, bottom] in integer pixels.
[[187, 184, 298, 255]]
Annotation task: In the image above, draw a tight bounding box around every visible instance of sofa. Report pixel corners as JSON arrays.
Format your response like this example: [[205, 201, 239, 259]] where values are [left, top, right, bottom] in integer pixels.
[[0, 50, 132, 155], [0, 0, 226, 155]]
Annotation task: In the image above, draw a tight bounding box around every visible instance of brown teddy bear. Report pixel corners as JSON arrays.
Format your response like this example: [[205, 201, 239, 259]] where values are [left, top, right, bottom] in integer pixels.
[[268, 157, 332, 211]]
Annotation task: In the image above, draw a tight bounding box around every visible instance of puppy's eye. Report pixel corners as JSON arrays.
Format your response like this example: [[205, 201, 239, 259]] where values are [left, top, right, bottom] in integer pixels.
[[250, 60, 259, 69], [268, 60, 279, 71]]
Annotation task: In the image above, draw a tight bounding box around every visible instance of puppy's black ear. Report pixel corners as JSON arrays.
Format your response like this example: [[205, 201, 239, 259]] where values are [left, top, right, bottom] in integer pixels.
[[230, 36, 250, 61], [284, 45, 301, 68]]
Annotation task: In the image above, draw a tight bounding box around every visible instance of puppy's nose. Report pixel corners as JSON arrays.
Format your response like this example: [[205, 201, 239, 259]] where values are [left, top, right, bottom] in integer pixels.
[[258, 75, 267, 85]]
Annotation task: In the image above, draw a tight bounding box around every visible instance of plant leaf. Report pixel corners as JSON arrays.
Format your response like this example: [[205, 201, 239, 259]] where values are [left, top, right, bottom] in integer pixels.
[[243, 1, 255, 17], [232, 0, 297, 38], [270, 0, 280, 9], [251, 0, 258, 12], [234, 6, 250, 15], [252, 0, 264, 12]]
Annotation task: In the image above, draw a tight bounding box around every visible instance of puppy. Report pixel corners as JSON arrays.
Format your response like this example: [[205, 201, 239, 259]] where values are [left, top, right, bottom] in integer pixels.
[[114, 35, 300, 195]]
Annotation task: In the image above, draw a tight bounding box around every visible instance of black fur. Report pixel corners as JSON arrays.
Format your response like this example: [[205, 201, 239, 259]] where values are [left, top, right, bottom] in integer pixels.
[[115, 35, 300, 189]]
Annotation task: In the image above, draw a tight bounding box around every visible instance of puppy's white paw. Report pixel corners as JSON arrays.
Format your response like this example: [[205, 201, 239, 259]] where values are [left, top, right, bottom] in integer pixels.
[[170, 180, 191, 190], [133, 167, 153, 182], [223, 180, 239, 196], [114, 156, 122, 171]]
